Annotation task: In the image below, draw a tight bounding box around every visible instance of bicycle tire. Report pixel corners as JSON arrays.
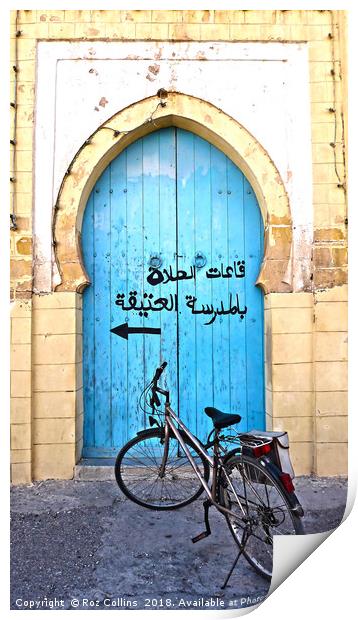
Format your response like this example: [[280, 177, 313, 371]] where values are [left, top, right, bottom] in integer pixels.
[[219, 453, 304, 580], [115, 428, 210, 510]]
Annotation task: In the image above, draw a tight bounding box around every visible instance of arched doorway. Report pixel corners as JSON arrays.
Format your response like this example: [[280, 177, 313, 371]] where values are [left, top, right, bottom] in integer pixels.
[[82, 127, 264, 457]]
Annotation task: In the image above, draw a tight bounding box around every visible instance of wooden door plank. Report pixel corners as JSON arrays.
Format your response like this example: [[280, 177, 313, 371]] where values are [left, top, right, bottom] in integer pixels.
[[210, 145, 231, 412], [110, 150, 128, 447], [126, 139, 145, 440], [193, 135, 214, 440], [93, 168, 112, 449], [227, 160, 248, 430], [176, 129, 197, 429], [158, 128, 178, 413], [243, 177, 265, 430], [82, 191, 95, 453], [142, 131, 161, 418]]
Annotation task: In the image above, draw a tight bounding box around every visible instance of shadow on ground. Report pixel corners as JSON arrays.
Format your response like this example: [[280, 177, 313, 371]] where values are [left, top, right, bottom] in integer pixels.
[[10, 476, 347, 611]]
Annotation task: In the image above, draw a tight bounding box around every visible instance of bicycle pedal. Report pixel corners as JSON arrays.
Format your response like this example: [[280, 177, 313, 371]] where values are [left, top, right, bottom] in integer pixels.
[[192, 530, 211, 544]]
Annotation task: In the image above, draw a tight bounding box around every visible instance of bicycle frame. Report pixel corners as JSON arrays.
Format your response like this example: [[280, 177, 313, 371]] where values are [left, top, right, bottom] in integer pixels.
[[155, 386, 248, 523]]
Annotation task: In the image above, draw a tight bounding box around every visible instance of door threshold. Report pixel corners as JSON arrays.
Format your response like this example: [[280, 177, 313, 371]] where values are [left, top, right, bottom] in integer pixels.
[[74, 458, 116, 481]]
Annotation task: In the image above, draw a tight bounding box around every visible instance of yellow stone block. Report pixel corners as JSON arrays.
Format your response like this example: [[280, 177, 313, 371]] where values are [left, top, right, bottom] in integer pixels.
[[310, 81, 334, 104], [11, 449, 31, 464], [309, 40, 333, 62], [11, 462, 32, 484], [120, 10, 152, 23], [33, 334, 76, 365], [304, 25, 330, 41], [33, 418, 75, 444], [33, 391, 76, 418], [74, 23, 107, 38], [290, 443, 313, 475], [269, 293, 312, 308], [37, 10, 65, 22], [105, 23, 136, 39], [276, 10, 307, 25], [316, 416, 347, 443], [14, 127, 33, 149], [272, 333, 312, 363], [11, 371, 31, 397], [215, 11, 245, 24], [272, 391, 313, 417], [49, 23, 76, 37], [316, 391, 347, 416], [306, 10, 333, 25], [182, 10, 214, 23], [33, 444, 75, 480], [19, 23, 49, 39], [230, 24, 263, 39], [315, 361, 347, 391], [11, 423, 31, 450], [18, 10, 36, 23], [316, 443, 347, 476], [273, 416, 313, 442], [33, 292, 77, 309], [311, 122, 336, 143], [11, 398, 31, 424], [63, 10, 92, 22], [259, 24, 291, 40], [313, 183, 346, 204], [33, 308, 77, 334], [315, 301, 347, 331], [200, 24, 230, 40], [11, 344, 31, 370], [33, 364, 77, 392], [244, 10, 275, 24], [17, 61, 35, 82], [134, 23, 168, 39], [271, 307, 313, 334], [90, 10, 122, 22], [315, 332, 347, 361], [315, 285, 348, 302], [313, 162, 343, 183], [17, 38, 36, 60], [272, 363, 312, 392], [14, 172, 32, 193], [152, 10, 182, 23], [168, 23, 200, 39], [310, 61, 340, 83], [16, 150, 33, 172], [312, 142, 343, 164]]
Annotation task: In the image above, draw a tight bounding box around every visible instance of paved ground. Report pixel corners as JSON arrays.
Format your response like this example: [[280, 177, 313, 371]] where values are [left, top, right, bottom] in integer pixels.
[[10, 476, 347, 611]]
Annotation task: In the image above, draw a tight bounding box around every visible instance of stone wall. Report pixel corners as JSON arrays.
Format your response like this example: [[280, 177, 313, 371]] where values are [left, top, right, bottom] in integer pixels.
[[10, 10, 348, 482]]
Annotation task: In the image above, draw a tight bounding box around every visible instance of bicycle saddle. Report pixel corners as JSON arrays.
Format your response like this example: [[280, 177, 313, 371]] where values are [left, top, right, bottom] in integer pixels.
[[204, 407, 242, 430]]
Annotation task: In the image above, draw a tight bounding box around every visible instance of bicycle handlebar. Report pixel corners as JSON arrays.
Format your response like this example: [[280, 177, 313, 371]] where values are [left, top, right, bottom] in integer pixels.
[[153, 361, 167, 383]]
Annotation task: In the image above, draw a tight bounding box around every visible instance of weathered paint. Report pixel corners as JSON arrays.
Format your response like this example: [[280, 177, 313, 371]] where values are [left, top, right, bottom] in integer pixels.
[[82, 128, 264, 455], [34, 40, 312, 293]]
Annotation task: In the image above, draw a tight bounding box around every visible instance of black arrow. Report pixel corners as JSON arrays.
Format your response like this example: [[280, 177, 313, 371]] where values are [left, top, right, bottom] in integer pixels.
[[110, 323, 161, 340]]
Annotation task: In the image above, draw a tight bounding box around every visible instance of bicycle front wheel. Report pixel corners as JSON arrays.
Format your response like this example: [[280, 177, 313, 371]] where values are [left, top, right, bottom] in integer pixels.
[[219, 454, 304, 580], [115, 428, 210, 510]]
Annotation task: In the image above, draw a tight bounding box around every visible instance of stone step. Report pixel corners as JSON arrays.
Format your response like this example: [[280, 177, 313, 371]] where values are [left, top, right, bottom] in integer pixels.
[[74, 459, 115, 481]]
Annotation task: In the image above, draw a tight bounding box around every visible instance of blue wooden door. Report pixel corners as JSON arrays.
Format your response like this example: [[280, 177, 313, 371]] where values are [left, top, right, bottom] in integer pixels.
[[82, 128, 264, 457]]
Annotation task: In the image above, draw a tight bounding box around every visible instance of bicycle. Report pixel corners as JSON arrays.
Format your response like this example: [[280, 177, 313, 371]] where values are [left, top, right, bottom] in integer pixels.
[[115, 361, 305, 585]]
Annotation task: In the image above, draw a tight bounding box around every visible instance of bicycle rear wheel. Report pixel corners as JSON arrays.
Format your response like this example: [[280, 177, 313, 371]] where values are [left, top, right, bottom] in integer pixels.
[[219, 454, 304, 580], [115, 428, 210, 510]]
